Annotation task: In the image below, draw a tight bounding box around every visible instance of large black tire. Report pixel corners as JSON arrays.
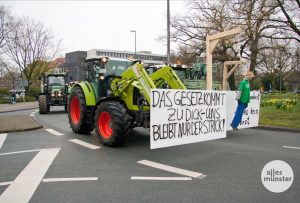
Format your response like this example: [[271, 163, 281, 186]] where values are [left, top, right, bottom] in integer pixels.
[[95, 101, 131, 147], [38, 95, 48, 114], [68, 86, 94, 134]]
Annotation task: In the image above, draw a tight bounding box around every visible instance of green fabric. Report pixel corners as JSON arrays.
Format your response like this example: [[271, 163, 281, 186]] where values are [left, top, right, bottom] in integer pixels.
[[239, 79, 250, 104]]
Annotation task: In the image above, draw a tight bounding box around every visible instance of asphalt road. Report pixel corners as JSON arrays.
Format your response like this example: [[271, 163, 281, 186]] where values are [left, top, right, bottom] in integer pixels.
[[0, 106, 299, 202]]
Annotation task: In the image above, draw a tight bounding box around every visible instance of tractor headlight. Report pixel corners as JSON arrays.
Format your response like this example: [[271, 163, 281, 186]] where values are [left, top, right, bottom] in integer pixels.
[[99, 73, 105, 80], [100, 57, 109, 64], [51, 93, 55, 97]]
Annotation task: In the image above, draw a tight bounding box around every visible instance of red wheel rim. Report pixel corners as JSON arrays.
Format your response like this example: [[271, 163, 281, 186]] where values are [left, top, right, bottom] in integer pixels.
[[70, 96, 80, 125], [98, 112, 112, 139]]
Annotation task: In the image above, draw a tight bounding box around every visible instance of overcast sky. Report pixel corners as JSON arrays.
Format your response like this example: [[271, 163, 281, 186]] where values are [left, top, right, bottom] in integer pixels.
[[4, 0, 188, 57]]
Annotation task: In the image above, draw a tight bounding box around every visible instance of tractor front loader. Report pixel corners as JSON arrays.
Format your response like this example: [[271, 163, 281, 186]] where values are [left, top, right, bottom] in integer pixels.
[[68, 57, 186, 147]]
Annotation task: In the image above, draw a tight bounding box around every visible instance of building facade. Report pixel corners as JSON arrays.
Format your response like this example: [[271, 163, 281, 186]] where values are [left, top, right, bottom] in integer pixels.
[[87, 49, 167, 66], [64, 49, 167, 82], [64, 51, 87, 82]]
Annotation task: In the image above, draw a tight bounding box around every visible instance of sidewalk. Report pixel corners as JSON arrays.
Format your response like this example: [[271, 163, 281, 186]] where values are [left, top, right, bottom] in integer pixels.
[[0, 101, 38, 113]]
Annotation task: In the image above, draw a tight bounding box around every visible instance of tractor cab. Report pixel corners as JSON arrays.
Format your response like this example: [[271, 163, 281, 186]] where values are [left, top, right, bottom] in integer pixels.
[[170, 64, 193, 80], [85, 56, 132, 99]]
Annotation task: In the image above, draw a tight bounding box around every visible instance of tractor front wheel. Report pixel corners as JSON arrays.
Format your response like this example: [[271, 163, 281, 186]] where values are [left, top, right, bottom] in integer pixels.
[[68, 86, 94, 134], [95, 101, 131, 147], [38, 95, 48, 114]]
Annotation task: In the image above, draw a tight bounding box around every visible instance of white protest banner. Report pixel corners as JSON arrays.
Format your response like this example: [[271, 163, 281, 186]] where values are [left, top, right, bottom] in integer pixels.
[[226, 91, 261, 130], [150, 89, 227, 149]]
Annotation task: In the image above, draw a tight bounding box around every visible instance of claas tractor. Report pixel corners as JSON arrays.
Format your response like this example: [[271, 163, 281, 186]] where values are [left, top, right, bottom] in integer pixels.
[[68, 56, 185, 147], [38, 73, 69, 114]]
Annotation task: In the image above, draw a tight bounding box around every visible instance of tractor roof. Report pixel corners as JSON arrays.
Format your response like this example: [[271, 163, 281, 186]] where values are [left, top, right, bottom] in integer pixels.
[[86, 56, 132, 62], [44, 73, 67, 77]]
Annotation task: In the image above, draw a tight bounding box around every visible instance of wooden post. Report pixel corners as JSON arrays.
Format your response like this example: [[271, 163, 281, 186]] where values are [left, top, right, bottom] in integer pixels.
[[206, 27, 241, 90], [222, 61, 244, 90]]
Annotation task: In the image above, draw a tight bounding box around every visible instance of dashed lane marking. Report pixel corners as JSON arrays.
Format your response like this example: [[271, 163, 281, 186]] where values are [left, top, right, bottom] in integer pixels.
[[35, 109, 38, 112], [131, 176, 192, 181], [137, 160, 206, 179], [283, 146, 300, 150], [69, 139, 101, 150], [30, 111, 36, 117], [0, 133, 7, 150], [0, 148, 60, 203], [42, 177, 98, 183], [45, 128, 64, 136]]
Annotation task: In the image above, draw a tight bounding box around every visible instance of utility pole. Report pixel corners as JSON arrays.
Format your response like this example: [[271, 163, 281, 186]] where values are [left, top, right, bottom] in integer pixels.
[[130, 30, 137, 59], [167, 0, 170, 63], [75, 67, 79, 81]]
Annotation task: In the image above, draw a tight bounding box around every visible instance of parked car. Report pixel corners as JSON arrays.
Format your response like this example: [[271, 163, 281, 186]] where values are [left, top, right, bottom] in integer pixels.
[[293, 90, 300, 94]]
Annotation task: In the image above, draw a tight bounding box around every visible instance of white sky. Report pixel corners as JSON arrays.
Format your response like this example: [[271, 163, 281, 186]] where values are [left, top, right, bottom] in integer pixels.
[[4, 0, 188, 57]]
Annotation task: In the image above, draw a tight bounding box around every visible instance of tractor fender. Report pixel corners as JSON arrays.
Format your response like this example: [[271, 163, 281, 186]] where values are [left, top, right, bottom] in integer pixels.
[[72, 82, 96, 106]]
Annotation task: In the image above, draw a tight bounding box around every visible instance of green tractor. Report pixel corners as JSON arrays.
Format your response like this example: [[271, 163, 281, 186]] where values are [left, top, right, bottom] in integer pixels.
[[167, 63, 222, 90], [68, 57, 185, 147], [38, 73, 69, 114]]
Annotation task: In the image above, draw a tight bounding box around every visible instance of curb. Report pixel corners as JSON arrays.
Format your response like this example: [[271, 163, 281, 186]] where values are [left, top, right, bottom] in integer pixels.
[[255, 125, 300, 133], [0, 115, 43, 133], [0, 107, 38, 113], [0, 125, 43, 133]]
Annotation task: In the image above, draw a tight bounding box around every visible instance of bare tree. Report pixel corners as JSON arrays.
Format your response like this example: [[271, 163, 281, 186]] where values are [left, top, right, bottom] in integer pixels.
[[5, 17, 61, 89], [171, 0, 238, 62], [257, 39, 295, 90], [272, 0, 300, 42], [0, 4, 14, 51]]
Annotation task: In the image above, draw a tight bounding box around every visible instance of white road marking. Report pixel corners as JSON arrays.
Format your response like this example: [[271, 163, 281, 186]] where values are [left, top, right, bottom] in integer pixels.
[[45, 128, 64, 136], [283, 146, 300, 150], [35, 109, 39, 112], [131, 176, 192, 181], [0, 181, 13, 186], [1, 177, 97, 186], [42, 177, 98, 183], [69, 139, 101, 150], [137, 160, 206, 179], [0, 149, 43, 156], [0, 133, 7, 149], [0, 148, 60, 203], [30, 112, 36, 117]]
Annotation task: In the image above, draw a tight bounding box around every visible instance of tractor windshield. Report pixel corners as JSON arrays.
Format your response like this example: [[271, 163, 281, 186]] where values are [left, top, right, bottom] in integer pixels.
[[174, 69, 192, 80], [106, 60, 130, 76], [48, 76, 65, 86]]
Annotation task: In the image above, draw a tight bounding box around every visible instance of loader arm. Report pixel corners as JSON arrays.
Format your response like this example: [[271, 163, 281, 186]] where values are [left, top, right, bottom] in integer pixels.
[[149, 65, 186, 90], [111, 62, 156, 111]]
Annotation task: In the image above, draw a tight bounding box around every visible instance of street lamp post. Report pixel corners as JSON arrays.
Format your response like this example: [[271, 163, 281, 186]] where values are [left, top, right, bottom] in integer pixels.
[[130, 30, 136, 59]]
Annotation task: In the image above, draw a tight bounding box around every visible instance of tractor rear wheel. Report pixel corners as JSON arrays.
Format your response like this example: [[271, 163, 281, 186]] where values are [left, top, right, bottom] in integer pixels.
[[38, 95, 48, 114], [68, 86, 94, 134], [95, 101, 131, 147]]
